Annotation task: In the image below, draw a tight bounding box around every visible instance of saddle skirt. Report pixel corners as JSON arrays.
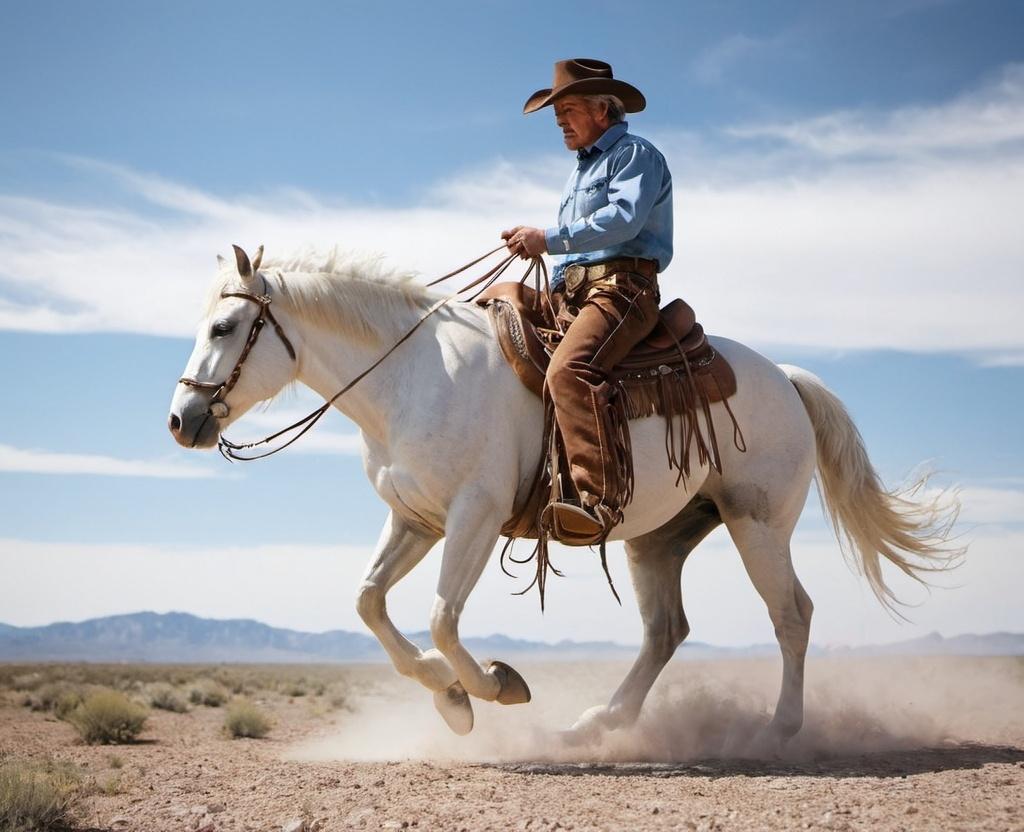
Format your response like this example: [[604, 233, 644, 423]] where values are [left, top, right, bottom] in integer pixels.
[[475, 282, 743, 541]]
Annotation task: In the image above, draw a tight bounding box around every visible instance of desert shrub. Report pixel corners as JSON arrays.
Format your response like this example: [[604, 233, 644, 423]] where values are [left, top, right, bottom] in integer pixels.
[[223, 700, 273, 739], [146, 683, 189, 713], [0, 756, 82, 832], [21, 682, 84, 720], [4, 671, 44, 694], [279, 680, 308, 698], [188, 679, 230, 708], [66, 689, 148, 745]]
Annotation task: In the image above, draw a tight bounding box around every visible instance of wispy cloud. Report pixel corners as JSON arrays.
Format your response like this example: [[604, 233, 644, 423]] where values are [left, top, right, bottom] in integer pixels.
[[726, 64, 1024, 158], [0, 443, 217, 478], [1, 68, 1022, 361], [959, 483, 1024, 526]]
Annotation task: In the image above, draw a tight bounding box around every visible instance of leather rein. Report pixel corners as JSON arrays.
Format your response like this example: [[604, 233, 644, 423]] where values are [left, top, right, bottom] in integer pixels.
[[182, 246, 546, 461]]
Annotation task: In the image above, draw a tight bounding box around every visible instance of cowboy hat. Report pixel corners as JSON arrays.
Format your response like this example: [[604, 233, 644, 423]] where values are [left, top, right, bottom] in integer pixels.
[[523, 58, 646, 114]]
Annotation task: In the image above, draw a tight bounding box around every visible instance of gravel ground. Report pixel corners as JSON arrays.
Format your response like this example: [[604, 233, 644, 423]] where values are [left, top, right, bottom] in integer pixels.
[[2, 656, 1022, 831]]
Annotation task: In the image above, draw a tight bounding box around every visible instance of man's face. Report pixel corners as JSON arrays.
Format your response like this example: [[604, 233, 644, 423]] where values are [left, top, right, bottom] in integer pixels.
[[553, 97, 608, 151]]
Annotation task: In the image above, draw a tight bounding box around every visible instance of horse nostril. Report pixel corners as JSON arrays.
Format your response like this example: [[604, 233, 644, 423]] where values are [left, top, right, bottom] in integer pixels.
[[168, 413, 181, 432]]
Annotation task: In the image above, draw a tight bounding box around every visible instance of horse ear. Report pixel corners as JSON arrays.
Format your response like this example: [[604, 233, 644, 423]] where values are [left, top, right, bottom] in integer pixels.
[[251, 245, 264, 273], [232, 244, 256, 284]]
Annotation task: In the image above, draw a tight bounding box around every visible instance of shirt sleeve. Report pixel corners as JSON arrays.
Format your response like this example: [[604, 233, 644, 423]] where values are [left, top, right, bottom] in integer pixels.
[[549, 141, 667, 254]]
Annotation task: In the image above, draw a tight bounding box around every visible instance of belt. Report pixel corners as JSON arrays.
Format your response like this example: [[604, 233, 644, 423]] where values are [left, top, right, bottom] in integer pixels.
[[562, 258, 659, 294]]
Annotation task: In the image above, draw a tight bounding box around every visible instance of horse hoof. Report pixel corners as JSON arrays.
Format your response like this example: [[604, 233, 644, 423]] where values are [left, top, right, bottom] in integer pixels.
[[489, 660, 531, 705], [433, 682, 474, 735]]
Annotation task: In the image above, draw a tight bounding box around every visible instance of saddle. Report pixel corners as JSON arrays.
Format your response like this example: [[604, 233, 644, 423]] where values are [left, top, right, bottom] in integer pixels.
[[475, 282, 742, 541]]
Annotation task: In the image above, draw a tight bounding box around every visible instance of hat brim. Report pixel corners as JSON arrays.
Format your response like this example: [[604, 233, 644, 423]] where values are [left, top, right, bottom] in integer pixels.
[[523, 78, 646, 114]]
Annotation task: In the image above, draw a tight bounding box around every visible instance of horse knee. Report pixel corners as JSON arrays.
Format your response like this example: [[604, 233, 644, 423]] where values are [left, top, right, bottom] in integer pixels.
[[355, 581, 385, 627], [428, 600, 459, 655]]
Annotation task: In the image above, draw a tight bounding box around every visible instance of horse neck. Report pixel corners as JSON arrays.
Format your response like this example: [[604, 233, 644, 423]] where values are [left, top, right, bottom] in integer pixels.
[[279, 274, 444, 439]]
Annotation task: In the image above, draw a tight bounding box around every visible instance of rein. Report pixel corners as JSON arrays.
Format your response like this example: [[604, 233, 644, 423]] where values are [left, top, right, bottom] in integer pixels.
[[209, 246, 548, 461]]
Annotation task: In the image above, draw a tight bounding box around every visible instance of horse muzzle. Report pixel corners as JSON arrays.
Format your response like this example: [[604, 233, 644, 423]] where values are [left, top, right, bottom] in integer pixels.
[[167, 393, 224, 450]]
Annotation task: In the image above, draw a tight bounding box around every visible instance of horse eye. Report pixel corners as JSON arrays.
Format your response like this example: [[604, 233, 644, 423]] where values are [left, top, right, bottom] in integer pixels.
[[211, 320, 234, 337]]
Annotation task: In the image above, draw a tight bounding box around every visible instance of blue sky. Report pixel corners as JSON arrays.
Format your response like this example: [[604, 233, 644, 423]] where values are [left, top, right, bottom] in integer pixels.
[[1, 0, 1022, 649]]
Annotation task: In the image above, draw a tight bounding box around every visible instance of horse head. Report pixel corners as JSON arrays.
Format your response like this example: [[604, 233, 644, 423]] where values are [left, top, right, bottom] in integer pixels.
[[168, 245, 298, 449]]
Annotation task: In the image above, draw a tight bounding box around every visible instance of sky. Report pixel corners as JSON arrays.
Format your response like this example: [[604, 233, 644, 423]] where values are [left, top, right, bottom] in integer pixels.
[[1, 0, 1022, 652]]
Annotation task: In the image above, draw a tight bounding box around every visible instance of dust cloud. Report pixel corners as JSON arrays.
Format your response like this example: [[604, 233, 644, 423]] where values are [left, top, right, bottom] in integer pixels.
[[287, 655, 1024, 764]]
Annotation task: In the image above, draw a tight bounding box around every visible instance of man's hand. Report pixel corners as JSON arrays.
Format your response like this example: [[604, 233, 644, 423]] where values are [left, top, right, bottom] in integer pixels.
[[501, 226, 547, 259]]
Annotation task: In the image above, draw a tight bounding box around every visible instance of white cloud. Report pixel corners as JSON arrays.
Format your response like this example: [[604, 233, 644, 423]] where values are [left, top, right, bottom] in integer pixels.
[[726, 64, 1024, 158], [0, 443, 218, 478], [1, 68, 1022, 362], [958, 483, 1024, 526]]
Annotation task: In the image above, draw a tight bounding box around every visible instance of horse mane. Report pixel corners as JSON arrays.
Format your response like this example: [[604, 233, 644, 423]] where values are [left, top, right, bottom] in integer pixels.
[[211, 247, 443, 348]]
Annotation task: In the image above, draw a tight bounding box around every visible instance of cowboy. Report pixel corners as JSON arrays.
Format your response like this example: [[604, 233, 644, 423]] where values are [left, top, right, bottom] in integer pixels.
[[503, 58, 673, 544]]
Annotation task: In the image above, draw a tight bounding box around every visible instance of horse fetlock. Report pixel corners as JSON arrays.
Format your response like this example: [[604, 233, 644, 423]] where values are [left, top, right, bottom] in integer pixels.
[[557, 705, 619, 747], [743, 723, 793, 760], [417, 648, 459, 691]]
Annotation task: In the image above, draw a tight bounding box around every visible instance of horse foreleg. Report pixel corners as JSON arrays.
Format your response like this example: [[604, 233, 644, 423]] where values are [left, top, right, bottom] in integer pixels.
[[355, 512, 460, 697], [430, 497, 530, 709]]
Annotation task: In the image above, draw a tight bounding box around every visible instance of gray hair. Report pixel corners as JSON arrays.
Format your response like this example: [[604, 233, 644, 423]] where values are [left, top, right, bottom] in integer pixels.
[[584, 94, 626, 124]]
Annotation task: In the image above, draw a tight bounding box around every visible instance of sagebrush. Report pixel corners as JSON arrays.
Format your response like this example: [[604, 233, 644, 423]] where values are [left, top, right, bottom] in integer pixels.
[[66, 689, 148, 745]]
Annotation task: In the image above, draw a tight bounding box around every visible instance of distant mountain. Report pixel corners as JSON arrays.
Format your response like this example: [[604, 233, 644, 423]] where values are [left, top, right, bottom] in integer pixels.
[[0, 612, 639, 664], [825, 630, 1024, 658], [0, 612, 1020, 663], [0, 612, 383, 664]]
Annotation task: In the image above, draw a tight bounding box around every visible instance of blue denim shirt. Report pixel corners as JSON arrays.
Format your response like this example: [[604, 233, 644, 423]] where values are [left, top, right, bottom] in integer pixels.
[[544, 121, 673, 289]]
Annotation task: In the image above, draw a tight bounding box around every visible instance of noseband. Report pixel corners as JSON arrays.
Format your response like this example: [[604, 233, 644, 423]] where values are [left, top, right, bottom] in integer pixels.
[[178, 282, 297, 419]]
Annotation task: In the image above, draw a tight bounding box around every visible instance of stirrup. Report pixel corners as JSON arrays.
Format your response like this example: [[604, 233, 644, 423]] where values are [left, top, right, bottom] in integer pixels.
[[543, 501, 609, 546]]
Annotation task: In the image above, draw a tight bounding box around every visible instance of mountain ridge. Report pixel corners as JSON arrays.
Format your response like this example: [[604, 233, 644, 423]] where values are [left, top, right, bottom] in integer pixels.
[[0, 612, 1021, 663]]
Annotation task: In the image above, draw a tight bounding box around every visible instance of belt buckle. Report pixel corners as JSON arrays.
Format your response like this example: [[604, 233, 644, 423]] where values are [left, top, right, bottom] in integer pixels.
[[563, 264, 587, 294]]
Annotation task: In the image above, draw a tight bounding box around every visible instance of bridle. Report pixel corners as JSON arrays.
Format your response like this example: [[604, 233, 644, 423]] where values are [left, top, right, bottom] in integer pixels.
[[179, 246, 546, 461], [177, 279, 297, 421]]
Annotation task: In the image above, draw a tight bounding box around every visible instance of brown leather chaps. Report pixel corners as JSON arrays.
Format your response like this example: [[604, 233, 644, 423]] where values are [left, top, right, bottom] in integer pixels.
[[548, 274, 661, 517]]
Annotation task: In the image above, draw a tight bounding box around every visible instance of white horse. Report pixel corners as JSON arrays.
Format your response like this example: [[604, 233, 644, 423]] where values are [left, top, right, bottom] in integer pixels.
[[168, 245, 960, 754]]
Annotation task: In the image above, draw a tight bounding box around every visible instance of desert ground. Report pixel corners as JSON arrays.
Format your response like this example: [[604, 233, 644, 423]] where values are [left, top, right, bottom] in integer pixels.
[[2, 655, 1022, 831]]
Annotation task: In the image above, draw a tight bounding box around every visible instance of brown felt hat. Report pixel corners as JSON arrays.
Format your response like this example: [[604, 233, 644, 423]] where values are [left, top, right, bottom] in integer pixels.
[[523, 58, 646, 115]]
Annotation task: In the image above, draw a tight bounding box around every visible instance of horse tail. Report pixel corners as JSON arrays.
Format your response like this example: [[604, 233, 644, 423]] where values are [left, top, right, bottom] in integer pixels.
[[781, 364, 964, 613]]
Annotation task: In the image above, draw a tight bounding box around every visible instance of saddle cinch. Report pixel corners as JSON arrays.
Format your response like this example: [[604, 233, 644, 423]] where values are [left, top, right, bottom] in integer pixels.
[[475, 282, 742, 541]]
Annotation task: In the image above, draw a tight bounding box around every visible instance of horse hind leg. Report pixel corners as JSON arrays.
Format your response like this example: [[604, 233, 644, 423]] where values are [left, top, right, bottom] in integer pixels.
[[725, 509, 814, 757], [565, 497, 722, 743]]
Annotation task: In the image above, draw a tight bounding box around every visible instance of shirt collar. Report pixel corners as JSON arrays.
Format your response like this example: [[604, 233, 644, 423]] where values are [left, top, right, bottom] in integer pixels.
[[577, 121, 629, 162]]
